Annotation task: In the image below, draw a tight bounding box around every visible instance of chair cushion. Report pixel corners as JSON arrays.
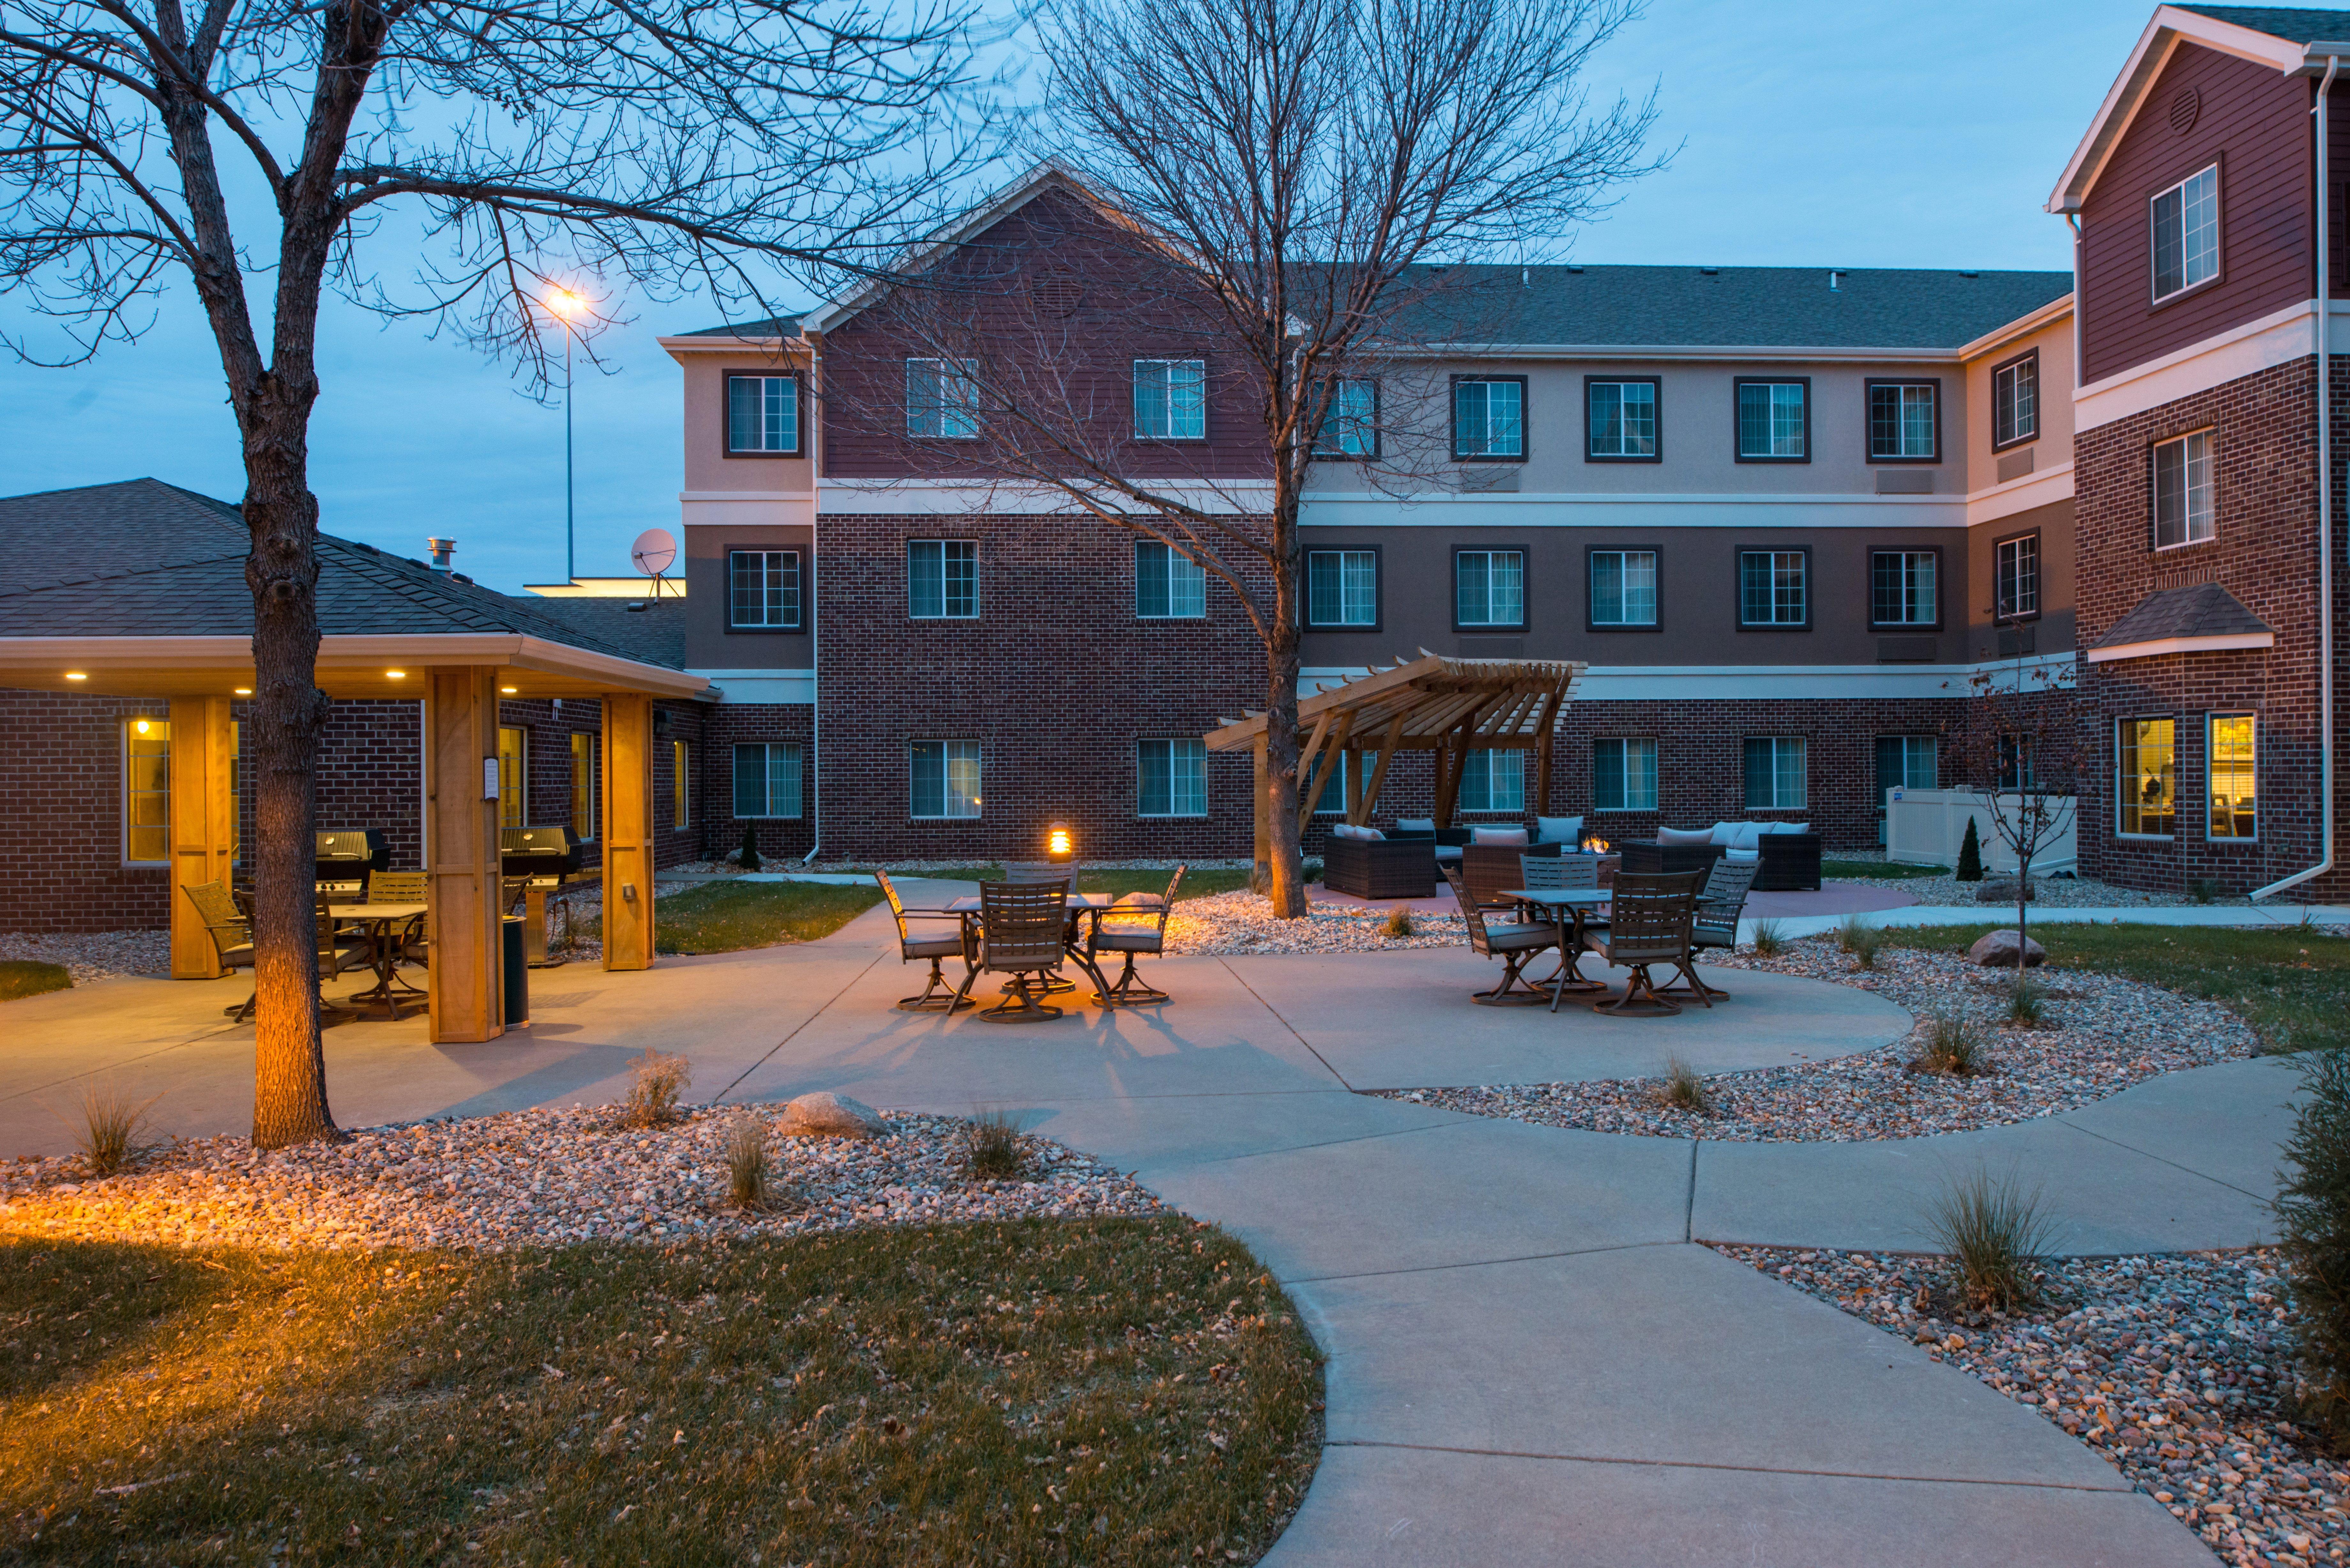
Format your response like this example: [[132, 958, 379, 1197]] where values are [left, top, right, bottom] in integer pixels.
[[1433, 846, 1463, 862], [1395, 818, 1436, 833], [1724, 847, 1759, 863], [1766, 822, 1812, 834], [903, 935, 965, 959], [1471, 825, 1528, 846], [1657, 826, 1715, 846], [1092, 930, 1164, 952], [1330, 823, 1386, 842], [1536, 815, 1583, 845], [1483, 924, 1556, 949]]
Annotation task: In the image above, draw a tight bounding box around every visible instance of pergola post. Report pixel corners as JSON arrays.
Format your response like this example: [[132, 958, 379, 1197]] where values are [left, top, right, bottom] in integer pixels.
[[424, 667, 505, 1043], [167, 695, 236, 978], [602, 693, 657, 971]]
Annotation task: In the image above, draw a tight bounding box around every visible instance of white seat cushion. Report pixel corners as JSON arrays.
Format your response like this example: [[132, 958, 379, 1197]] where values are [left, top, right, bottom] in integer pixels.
[[1396, 818, 1436, 833], [1708, 821, 1740, 846], [1657, 826, 1715, 846], [1724, 847, 1760, 864], [1471, 826, 1528, 845], [1537, 815, 1583, 844]]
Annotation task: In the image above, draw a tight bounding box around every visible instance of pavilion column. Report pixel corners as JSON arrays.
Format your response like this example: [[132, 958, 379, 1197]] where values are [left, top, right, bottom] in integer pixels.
[[424, 667, 505, 1043], [602, 693, 657, 971], [167, 696, 237, 979]]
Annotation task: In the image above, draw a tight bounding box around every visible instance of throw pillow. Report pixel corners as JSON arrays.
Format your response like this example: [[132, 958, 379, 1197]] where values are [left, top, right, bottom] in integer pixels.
[[1537, 815, 1584, 844], [1471, 826, 1528, 846], [1656, 826, 1715, 846], [1708, 822, 1740, 846], [1395, 818, 1436, 833]]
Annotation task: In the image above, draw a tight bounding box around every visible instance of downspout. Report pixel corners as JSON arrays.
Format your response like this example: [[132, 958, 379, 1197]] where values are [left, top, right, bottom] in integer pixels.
[[800, 331, 823, 866], [2257, 53, 2340, 900]]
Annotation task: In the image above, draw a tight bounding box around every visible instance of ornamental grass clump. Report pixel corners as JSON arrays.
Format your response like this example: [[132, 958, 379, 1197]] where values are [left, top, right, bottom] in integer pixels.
[[62, 1076, 160, 1176], [724, 1112, 781, 1211], [622, 1049, 691, 1129], [1655, 1055, 1712, 1114], [1912, 1006, 1985, 1077], [965, 1109, 1027, 1181], [2277, 1048, 2350, 1443], [2006, 974, 2049, 1028], [1838, 915, 1884, 970], [1383, 906, 1414, 939], [1749, 918, 1784, 957], [1925, 1168, 2054, 1314]]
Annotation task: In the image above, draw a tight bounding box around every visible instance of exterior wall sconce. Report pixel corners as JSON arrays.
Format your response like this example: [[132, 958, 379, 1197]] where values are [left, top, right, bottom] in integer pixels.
[[1046, 822, 1074, 863]]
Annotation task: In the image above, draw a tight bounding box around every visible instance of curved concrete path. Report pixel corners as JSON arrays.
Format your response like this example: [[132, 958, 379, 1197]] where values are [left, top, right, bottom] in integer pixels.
[[0, 887, 2316, 1565]]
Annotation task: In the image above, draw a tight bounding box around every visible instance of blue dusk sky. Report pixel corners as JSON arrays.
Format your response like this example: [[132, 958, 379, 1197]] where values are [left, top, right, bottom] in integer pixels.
[[1, 0, 2159, 593]]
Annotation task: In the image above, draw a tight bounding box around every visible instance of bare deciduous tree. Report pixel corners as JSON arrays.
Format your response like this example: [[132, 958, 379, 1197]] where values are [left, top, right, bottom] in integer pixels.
[[1947, 634, 2082, 981], [830, 0, 1657, 915], [1, 0, 985, 1145]]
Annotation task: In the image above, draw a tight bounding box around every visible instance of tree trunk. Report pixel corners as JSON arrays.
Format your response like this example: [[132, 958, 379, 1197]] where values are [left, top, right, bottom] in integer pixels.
[[1261, 483, 1308, 918]]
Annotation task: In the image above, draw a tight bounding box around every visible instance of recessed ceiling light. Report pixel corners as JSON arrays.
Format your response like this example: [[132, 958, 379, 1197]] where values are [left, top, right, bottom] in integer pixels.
[[234, 688, 252, 696], [64, 671, 86, 681], [500, 686, 518, 694], [385, 669, 407, 680]]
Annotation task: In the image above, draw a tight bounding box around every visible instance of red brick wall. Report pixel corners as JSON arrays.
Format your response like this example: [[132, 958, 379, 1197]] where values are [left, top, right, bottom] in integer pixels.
[[699, 701, 818, 863]]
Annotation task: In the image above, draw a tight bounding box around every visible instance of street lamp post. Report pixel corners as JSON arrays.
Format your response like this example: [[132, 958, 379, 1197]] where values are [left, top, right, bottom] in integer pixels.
[[546, 287, 585, 584]]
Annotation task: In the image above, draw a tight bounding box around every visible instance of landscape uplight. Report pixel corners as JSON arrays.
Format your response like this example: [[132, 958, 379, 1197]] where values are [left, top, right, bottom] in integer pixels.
[[1046, 822, 1074, 863]]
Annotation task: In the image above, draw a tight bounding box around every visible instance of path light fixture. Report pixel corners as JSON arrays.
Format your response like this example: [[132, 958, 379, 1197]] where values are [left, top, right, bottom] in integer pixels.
[[1046, 822, 1074, 863]]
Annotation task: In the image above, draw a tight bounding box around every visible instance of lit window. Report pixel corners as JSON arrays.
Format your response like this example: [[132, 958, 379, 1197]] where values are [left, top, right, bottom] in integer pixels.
[[2208, 713, 2256, 841], [1135, 541, 1206, 619], [1589, 549, 1657, 627], [1134, 360, 1207, 440], [1458, 749, 1525, 813], [124, 717, 170, 864], [1593, 738, 1657, 811], [570, 732, 595, 842], [1453, 380, 1525, 459], [2153, 431, 2215, 548], [1456, 550, 1525, 628], [1993, 353, 2038, 448], [1137, 739, 1208, 818], [1743, 736, 1806, 810], [1739, 550, 1807, 627], [2151, 164, 2220, 302], [1314, 380, 1378, 457], [908, 540, 978, 618], [725, 374, 800, 454], [1736, 382, 1806, 459], [1868, 383, 1937, 460], [728, 550, 801, 629], [672, 740, 691, 831], [1870, 550, 1937, 627], [1996, 535, 2039, 619], [910, 741, 982, 819], [733, 742, 803, 819], [1306, 550, 1377, 627], [497, 726, 527, 829], [906, 358, 980, 439], [1588, 381, 1658, 459], [2119, 718, 2175, 837]]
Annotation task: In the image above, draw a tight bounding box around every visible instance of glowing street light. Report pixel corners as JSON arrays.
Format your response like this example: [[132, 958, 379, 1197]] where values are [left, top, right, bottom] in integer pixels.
[[544, 285, 589, 584]]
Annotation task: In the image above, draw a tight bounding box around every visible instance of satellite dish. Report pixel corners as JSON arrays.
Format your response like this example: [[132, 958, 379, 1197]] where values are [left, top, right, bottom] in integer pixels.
[[631, 528, 677, 577]]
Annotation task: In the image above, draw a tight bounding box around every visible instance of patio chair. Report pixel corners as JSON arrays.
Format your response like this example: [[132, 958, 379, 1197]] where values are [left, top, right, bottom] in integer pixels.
[[1460, 844, 1542, 912], [1516, 851, 1609, 992], [183, 879, 258, 1021], [1442, 867, 1558, 1007], [876, 869, 974, 1012], [1087, 865, 1185, 1006], [1581, 871, 1706, 1017], [1661, 857, 1758, 1000], [367, 870, 430, 972], [313, 893, 370, 982], [1002, 863, 1079, 992], [951, 878, 1075, 1023]]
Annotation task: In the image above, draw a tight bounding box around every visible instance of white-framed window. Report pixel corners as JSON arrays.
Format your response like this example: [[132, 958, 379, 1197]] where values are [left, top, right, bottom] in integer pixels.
[[2151, 163, 2220, 303], [123, 714, 169, 865], [1134, 359, 1207, 440], [1458, 748, 1525, 813], [1736, 381, 1807, 459], [1306, 550, 1377, 627], [725, 373, 800, 454], [727, 549, 800, 629], [2208, 713, 2257, 842], [908, 539, 978, 618], [910, 740, 982, 819], [1306, 750, 1380, 813], [570, 732, 596, 843], [1456, 549, 1525, 628], [1593, 737, 1657, 811], [2153, 430, 2215, 548], [1867, 382, 1937, 460], [1993, 352, 2038, 448], [1870, 550, 1937, 627], [733, 742, 803, 819], [1742, 736, 1806, 810], [2118, 718, 2175, 837], [1137, 738, 1208, 818], [1314, 379, 1378, 457], [1135, 541, 1206, 619], [1452, 379, 1525, 459], [672, 739, 691, 831], [906, 357, 980, 439], [497, 725, 527, 830], [1588, 549, 1657, 628], [1999, 733, 2035, 792], [1874, 735, 1937, 798], [1995, 534, 2040, 619], [1738, 549, 1807, 627], [1587, 380, 1658, 459]]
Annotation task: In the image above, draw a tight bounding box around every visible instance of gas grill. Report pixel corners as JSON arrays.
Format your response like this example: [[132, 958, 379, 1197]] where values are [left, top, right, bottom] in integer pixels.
[[500, 825, 583, 886], [315, 829, 389, 892]]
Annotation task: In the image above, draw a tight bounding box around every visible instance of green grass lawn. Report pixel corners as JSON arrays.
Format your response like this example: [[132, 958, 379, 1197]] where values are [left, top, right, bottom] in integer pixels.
[[1879, 921, 2350, 1053], [578, 880, 883, 956], [1820, 859, 1951, 881], [1, 1218, 1322, 1566], [891, 867, 1254, 902], [0, 960, 70, 1001]]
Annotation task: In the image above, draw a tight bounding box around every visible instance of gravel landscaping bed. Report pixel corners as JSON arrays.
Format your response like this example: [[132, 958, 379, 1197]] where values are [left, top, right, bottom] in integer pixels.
[[1374, 940, 2256, 1142], [1832, 864, 2217, 908], [1716, 1244, 2340, 1567], [0, 1106, 1165, 1252], [0, 929, 168, 986], [1164, 889, 1466, 956]]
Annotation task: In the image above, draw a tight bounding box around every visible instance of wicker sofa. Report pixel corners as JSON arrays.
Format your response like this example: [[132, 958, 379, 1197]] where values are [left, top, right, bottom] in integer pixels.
[[1617, 827, 1824, 892], [1322, 834, 1438, 899]]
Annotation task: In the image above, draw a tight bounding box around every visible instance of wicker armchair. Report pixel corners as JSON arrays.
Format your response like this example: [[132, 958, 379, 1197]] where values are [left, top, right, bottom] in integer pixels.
[[952, 878, 1074, 1022], [1663, 858, 1758, 1000], [876, 870, 974, 1012], [1581, 871, 1706, 1016], [1443, 867, 1559, 1007], [1088, 865, 1184, 1006], [183, 879, 258, 1021]]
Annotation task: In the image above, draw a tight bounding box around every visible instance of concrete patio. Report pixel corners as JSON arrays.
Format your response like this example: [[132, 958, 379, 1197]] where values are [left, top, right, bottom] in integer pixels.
[[0, 881, 2315, 1566]]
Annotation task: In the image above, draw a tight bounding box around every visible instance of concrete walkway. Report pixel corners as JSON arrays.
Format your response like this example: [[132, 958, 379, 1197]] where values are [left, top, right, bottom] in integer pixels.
[[0, 890, 2306, 1565]]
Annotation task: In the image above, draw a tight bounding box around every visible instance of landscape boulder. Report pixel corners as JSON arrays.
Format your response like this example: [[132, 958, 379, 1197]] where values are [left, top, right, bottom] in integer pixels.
[[779, 1091, 888, 1138], [1967, 929, 2046, 968]]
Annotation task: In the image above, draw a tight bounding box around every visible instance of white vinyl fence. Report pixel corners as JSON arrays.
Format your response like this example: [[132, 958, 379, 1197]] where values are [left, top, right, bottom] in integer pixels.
[[1884, 788, 2077, 874]]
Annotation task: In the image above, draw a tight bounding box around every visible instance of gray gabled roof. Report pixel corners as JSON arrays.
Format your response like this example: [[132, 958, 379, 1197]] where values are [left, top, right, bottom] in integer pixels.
[[2176, 6, 2350, 42], [2093, 581, 2275, 649], [0, 478, 683, 670]]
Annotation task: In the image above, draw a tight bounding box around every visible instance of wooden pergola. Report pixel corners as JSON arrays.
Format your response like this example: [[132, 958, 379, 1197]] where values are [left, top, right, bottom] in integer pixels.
[[1205, 652, 1586, 859]]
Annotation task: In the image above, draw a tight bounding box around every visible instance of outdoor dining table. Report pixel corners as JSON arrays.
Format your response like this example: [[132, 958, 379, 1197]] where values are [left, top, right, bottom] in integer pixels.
[[326, 901, 428, 1021], [942, 890, 1122, 1004], [1502, 887, 1614, 1013]]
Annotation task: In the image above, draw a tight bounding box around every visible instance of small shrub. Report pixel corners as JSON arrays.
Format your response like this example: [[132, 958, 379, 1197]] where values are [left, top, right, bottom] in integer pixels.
[[2279, 1049, 2350, 1442], [1838, 915, 1883, 969], [1925, 1168, 2054, 1313], [63, 1077, 160, 1176], [1655, 1055, 1712, 1114], [621, 1049, 691, 1128], [965, 1108, 1027, 1181], [2005, 974, 2048, 1027], [737, 826, 762, 872], [2188, 877, 2222, 905], [0, 959, 71, 1002], [1383, 906, 1414, 939], [1955, 818, 1984, 882], [1913, 1007, 1984, 1076], [724, 1112, 778, 1210], [1749, 918, 1784, 957]]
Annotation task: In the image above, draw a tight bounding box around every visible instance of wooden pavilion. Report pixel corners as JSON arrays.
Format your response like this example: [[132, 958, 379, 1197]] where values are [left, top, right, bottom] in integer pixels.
[[1204, 652, 1587, 861]]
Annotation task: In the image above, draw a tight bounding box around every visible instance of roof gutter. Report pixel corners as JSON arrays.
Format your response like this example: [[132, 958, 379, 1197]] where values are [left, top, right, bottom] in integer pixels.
[[2256, 53, 2340, 901]]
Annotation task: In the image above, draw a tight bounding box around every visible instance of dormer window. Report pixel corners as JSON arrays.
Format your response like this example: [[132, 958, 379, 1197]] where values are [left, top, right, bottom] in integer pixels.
[[2151, 164, 2219, 304]]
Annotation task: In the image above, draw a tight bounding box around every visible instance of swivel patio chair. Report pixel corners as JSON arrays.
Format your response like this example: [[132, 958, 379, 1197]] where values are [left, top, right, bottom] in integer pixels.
[[1581, 871, 1706, 1017], [876, 869, 974, 1012], [1087, 865, 1185, 1006], [951, 878, 1075, 1023], [1662, 857, 1759, 1000], [1443, 867, 1559, 1007], [184, 879, 258, 1021], [1003, 863, 1080, 992]]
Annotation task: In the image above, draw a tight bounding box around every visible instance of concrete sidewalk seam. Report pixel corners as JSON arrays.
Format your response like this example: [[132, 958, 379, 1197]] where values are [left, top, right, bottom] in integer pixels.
[[1215, 957, 1353, 1090], [1278, 1238, 1685, 1286], [0, 1019, 255, 1106], [712, 950, 889, 1102], [1684, 1139, 1699, 1243], [2053, 1115, 2278, 1204], [1321, 1439, 2136, 1492]]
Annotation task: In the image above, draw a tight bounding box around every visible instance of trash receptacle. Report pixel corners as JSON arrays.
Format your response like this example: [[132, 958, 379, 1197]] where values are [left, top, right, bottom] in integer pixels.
[[502, 914, 529, 1026]]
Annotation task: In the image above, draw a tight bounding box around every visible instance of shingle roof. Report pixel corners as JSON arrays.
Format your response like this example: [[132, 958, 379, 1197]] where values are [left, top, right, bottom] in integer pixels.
[[0, 478, 683, 670], [2176, 6, 2350, 42], [679, 317, 802, 338], [2093, 582, 2275, 649]]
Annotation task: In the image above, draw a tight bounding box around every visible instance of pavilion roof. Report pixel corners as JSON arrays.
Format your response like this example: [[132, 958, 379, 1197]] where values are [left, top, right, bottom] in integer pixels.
[[1204, 652, 1583, 754]]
